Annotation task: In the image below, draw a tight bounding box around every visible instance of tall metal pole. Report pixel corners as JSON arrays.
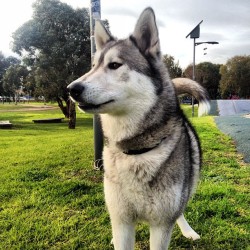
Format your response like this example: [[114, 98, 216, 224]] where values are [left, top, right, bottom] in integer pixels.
[[192, 38, 196, 117], [186, 20, 203, 118], [90, 0, 103, 170]]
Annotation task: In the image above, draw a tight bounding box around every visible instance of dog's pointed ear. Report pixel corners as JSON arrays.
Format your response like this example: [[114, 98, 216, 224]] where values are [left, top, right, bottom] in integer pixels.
[[132, 8, 161, 58], [95, 20, 114, 50]]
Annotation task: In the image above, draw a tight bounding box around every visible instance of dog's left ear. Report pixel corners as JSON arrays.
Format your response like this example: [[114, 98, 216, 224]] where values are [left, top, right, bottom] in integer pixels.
[[132, 7, 161, 58], [95, 20, 114, 50]]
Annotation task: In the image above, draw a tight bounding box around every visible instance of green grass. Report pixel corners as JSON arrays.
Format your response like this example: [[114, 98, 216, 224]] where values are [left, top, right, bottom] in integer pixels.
[[0, 104, 249, 249]]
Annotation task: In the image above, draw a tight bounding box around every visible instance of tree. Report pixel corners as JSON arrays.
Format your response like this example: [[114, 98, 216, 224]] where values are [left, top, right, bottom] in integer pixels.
[[219, 56, 250, 98], [183, 64, 193, 79], [184, 62, 221, 99], [0, 52, 7, 97], [196, 62, 221, 99], [0, 52, 20, 98], [12, 0, 92, 128], [162, 54, 182, 78], [3, 65, 29, 103]]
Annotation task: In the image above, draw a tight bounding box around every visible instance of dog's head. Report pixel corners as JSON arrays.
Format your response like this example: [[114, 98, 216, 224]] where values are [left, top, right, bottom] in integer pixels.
[[67, 8, 165, 115]]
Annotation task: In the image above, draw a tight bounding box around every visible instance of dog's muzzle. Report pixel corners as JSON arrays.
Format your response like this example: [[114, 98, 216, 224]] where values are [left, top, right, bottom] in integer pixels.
[[67, 81, 115, 112], [67, 81, 85, 102]]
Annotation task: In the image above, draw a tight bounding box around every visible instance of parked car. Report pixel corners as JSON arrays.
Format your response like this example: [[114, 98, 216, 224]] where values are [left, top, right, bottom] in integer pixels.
[[180, 96, 198, 105], [0, 96, 12, 102]]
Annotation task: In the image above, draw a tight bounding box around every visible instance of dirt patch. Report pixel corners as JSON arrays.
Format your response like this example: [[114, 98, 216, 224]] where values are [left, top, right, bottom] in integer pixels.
[[0, 105, 57, 112]]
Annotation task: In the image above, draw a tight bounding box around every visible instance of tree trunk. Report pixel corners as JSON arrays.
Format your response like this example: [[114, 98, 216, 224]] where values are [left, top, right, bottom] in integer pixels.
[[57, 97, 69, 118], [56, 97, 76, 129], [68, 99, 76, 129]]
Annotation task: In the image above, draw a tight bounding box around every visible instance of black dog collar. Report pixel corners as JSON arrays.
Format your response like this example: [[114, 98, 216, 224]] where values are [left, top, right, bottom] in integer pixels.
[[123, 137, 166, 155]]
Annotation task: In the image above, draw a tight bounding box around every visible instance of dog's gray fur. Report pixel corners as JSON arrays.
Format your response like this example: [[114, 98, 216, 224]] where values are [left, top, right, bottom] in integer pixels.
[[68, 7, 210, 249]]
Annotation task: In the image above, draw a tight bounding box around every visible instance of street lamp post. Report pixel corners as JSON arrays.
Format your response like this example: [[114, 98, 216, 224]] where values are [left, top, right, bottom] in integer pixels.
[[186, 22, 219, 117], [186, 20, 203, 117]]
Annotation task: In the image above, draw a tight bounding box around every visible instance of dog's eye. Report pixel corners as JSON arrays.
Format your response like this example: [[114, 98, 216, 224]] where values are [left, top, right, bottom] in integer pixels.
[[108, 62, 122, 70]]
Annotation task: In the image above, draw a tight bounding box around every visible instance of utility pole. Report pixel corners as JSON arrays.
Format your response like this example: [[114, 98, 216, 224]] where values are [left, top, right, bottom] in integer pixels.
[[90, 0, 103, 170]]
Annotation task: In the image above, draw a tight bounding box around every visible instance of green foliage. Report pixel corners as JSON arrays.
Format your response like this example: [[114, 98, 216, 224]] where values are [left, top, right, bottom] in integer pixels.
[[0, 105, 249, 249], [0, 52, 20, 96], [196, 62, 221, 99], [162, 54, 182, 78], [219, 55, 250, 98], [3, 64, 29, 97], [184, 62, 221, 99], [12, 0, 91, 103]]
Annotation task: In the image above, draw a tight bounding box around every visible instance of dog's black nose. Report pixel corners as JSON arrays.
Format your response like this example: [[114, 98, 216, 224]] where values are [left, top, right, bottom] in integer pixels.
[[67, 82, 85, 100]]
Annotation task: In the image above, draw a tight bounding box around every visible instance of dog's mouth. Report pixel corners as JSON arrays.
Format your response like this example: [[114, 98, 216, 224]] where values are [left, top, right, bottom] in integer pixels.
[[78, 99, 115, 111]]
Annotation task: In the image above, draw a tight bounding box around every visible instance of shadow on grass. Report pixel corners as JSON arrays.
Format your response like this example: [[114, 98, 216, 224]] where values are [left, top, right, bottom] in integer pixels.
[[0, 113, 93, 132]]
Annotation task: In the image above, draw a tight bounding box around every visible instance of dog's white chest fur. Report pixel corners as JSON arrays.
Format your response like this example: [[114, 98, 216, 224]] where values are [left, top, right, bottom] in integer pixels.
[[103, 143, 183, 223]]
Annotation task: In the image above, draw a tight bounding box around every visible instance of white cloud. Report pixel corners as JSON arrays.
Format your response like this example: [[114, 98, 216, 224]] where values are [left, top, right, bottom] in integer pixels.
[[0, 0, 250, 68]]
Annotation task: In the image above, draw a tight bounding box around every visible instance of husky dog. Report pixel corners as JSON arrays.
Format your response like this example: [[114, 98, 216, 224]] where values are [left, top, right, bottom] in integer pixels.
[[68, 7, 210, 250]]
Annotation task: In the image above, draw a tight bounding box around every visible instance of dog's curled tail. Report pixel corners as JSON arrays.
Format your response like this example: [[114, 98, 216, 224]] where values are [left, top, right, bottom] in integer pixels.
[[172, 77, 210, 117]]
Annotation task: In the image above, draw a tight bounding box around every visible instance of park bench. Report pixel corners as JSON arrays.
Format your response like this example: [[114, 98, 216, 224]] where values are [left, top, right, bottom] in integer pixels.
[[0, 120, 13, 128], [32, 118, 64, 123]]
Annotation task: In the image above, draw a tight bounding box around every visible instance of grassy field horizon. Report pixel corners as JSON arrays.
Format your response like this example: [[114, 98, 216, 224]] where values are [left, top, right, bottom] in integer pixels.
[[0, 103, 249, 249]]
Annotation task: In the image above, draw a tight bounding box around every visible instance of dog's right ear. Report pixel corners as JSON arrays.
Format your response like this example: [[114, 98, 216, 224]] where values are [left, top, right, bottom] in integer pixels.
[[95, 20, 114, 50]]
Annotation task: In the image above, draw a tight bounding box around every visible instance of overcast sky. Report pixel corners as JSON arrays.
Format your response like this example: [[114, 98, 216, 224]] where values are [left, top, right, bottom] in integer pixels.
[[0, 0, 249, 68]]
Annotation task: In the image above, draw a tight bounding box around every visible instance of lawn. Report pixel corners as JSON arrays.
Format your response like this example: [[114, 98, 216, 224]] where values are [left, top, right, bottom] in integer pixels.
[[0, 103, 249, 249]]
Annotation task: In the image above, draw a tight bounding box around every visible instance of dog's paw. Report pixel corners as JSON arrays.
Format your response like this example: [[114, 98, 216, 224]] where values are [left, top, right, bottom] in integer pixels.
[[182, 230, 200, 241]]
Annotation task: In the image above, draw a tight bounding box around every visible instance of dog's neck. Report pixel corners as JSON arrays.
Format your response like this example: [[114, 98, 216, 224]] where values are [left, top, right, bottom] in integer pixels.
[[101, 111, 145, 142], [116, 116, 182, 152], [101, 110, 183, 154]]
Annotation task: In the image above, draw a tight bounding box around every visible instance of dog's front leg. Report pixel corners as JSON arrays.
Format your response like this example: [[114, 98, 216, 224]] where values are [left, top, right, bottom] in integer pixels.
[[111, 221, 135, 250], [104, 177, 135, 250], [150, 224, 174, 250]]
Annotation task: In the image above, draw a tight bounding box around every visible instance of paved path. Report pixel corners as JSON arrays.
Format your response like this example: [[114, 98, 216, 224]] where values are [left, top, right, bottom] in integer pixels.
[[215, 100, 250, 163]]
